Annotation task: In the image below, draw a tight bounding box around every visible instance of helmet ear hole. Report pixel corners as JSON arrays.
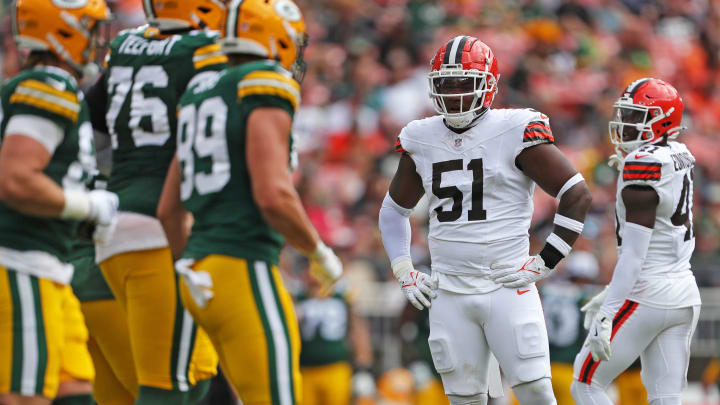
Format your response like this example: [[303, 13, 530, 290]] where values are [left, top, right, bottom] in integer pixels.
[[278, 39, 289, 49], [197, 7, 211, 14], [58, 29, 73, 38]]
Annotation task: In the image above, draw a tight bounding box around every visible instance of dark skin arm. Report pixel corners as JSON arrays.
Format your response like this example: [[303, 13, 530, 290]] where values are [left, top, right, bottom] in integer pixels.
[[517, 144, 592, 254], [622, 185, 658, 228], [388, 153, 425, 209]]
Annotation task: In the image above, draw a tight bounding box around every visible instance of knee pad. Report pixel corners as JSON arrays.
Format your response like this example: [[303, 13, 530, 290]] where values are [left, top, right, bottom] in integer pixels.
[[513, 378, 556, 405], [650, 396, 681, 405], [448, 393, 488, 405], [570, 380, 613, 405]]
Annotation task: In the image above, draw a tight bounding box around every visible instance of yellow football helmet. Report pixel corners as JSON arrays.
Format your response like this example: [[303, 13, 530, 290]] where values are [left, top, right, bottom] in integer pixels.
[[13, 0, 111, 73], [223, 0, 308, 80], [142, 0, 226, 31]]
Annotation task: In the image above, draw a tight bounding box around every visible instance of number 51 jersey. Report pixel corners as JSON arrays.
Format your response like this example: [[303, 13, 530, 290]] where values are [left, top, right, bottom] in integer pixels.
[[615, 142, 701, 309], [396, 108, 554, 285]]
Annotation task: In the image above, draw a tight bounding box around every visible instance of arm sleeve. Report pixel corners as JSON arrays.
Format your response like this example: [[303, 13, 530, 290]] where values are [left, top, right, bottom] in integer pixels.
[[378, 193, 413, 265], [600, 222, 653, 313], [4, 115, 64, 153]]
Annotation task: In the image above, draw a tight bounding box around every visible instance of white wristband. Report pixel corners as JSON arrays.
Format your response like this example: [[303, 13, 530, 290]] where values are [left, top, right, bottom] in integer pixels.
[[557, 173, 585, 200], [61, 190, 91, 220], [554, 214, 584, 234], [391, 257, 413, 281], [546, 233, 572, 256]]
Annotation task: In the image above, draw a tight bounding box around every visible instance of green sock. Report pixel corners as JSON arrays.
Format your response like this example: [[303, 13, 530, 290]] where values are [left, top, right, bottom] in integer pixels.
[[186, 379, 211, 405], [52, 394, 94, 405], [136, 385, 189, 405]]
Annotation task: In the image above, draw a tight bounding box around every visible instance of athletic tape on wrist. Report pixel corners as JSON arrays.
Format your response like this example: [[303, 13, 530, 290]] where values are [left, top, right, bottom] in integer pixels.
[[554, 213, 584, 234], [61, 189, 91, 220], [391, 256, 413, 280], [556, 173, 585, 200], [546, 233, 572, 257]]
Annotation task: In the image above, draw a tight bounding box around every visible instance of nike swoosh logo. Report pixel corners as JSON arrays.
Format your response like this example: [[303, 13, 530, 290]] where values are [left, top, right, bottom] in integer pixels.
[[517, 289, 530, 295], [634, 153, 649, 159]]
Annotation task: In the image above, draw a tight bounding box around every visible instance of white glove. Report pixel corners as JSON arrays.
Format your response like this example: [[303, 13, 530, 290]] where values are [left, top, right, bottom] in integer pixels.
[[308, 242, 343, 287], [392, 258, 437, 310], [352, 369, 376, 398], [581, 286, 608, 330], [175, 258, 214, 308], [88, 190, 119, 245], [490, 255, 553, 288], [585, 311, 612, 362]]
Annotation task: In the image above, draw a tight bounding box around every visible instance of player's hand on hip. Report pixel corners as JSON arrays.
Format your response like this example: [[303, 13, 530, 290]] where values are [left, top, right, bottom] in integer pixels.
[[308, 241, 343, 287], [392, 258, 437, 310], [581, 286, 608, 330], [490, 255, 552, 288], [585, 312, 612, 361], [88, 190, 119, 245], [175, 258, 214, 308]]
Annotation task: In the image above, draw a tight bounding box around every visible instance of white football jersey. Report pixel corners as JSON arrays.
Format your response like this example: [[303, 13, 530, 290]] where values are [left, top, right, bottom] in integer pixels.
[[397, 108, 554, 291], [616, 141, 701, 308]]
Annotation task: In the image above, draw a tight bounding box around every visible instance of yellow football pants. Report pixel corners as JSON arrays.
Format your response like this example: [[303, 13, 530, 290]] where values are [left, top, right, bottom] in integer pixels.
[[0, 267, 64, 399], [81, 299, 137, 405], [100, 247, 218, 391], [179, 255, 302, 405], [616, 369, 649, 405], [415, 378, 450, 405], [550, 362, 574, 405], [300, 362, 351, 405], [58, 286, 94, 385]]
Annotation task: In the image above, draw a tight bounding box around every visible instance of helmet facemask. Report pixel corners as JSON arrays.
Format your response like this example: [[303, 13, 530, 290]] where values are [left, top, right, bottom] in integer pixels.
[[428, 64, 497, 129], [608, 97, 679, 153]]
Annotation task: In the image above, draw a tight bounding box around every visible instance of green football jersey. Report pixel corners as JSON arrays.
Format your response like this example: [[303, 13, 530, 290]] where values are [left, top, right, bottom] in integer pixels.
[[178, 61, 299, 263], [68, 240, 114, 302], [105, 26, 227, 217], [541, 282, 600, 364], [0, 66, 94, 258], [296, 291, 351, 366]]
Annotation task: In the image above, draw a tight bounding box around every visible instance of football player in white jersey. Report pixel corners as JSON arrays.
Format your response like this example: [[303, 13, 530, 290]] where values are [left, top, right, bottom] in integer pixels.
[[571, 78, 701, 405], [378, 36, 592, 405]]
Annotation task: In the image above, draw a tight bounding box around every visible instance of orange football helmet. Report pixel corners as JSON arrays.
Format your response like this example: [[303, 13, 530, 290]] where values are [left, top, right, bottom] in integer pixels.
[[222, 0, 308, 81], [13, 0, 111, 73], [609, 78, 685, 153], [142, 0, 226, 31]]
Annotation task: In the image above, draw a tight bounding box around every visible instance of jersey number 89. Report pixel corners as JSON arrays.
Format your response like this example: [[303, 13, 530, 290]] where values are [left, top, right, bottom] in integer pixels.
[[177, 96, 231, 200]]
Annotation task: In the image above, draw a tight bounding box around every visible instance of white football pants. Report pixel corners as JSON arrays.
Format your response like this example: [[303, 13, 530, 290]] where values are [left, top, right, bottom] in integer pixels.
[[428, 284, 552, 397], [571, 301, 699, 405]]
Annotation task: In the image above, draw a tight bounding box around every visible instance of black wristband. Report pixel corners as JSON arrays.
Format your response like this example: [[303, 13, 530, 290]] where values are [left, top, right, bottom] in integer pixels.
[[539, 243, 564, 269]]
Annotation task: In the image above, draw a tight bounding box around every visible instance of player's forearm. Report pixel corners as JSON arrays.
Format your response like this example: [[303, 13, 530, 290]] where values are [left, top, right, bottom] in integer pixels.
[[378, 193, 413, 265], [255, 182, 319, 254], [602, 223, 652, 313], [538, 181, 592, 268], [160, 212, 189, 259], [349, 311, 374, 368], [0, 170, 66, 217]]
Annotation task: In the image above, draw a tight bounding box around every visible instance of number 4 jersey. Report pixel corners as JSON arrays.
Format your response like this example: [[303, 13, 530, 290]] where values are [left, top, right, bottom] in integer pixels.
[[177, 61, 299, 264], [396, 108, 554, 292], [616, 142, 700, 309]]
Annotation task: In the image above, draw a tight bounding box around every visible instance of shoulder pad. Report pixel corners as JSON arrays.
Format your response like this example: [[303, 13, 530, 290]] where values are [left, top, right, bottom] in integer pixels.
[[192, 42, 227, 70], [237, 68, 300, 110], [622, 151, 663, 183], [8, 71, 81, 122], [519, 109, 554, 144]]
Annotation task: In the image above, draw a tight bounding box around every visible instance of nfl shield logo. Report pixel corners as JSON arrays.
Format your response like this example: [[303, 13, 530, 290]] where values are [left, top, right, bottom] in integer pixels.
[[455, 138, 462, 147]]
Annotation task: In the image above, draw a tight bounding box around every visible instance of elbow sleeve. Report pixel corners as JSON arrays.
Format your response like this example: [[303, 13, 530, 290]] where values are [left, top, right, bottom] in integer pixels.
[[378, 193, 413, 265]]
